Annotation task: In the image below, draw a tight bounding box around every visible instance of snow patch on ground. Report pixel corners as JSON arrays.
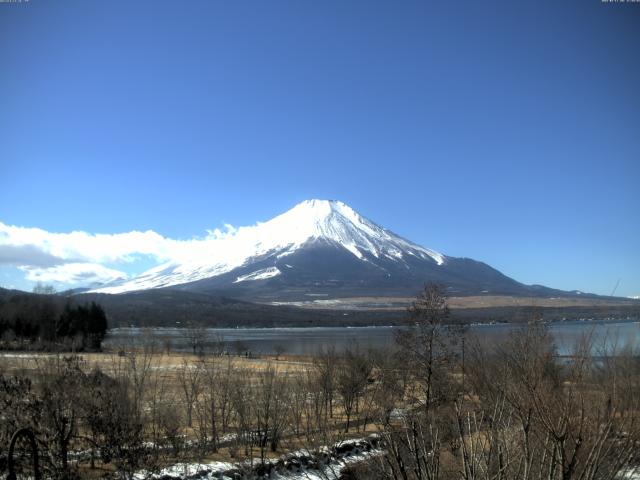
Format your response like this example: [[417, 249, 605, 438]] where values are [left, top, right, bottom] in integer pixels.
[[619, 468, 640, 479], [133, 436, 382, 480], [133, 461, 235, 480]]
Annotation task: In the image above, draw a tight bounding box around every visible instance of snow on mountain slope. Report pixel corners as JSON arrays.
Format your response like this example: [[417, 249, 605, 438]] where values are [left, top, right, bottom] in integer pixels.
[[91, 200, 445, 294], [234, 267, 281, 283]]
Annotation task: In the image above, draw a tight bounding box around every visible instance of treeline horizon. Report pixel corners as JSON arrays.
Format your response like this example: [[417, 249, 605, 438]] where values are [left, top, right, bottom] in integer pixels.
[[0, 287, 108, 351], [1, 285, 639, 331], [77, 289, 640, 328]]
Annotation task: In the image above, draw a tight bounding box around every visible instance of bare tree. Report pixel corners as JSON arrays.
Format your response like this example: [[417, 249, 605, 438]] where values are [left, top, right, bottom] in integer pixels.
[[177, 359, 202, 428], [229, 367, 255, 459], [289, 370, 309, 437], [461, 323, 640, 480], [374, 284, 460, 480], [314, 346, 338, 422], [80, 366, 147, 479], [185, 321, 208, 355], [396, 283, 461, 414], [336, 345, 371, 433], [36, 355, 85, 478], [195, 354, 233, 453], [253, 364, 291, 462]]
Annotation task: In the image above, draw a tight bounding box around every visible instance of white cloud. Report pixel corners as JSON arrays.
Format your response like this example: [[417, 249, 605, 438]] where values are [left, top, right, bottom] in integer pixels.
[[20, 263, 128, 285], [0, 222, 176, 264], [0, 220, 270, 289], [0, 221, 209, 288], [206, 224, 237, 240]]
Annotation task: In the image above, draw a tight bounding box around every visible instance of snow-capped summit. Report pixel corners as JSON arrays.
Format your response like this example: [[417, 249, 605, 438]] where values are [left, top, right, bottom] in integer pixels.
[[91, 199, 535, 299], [257, 199, 444, 265], [92, 199, 445, 294]]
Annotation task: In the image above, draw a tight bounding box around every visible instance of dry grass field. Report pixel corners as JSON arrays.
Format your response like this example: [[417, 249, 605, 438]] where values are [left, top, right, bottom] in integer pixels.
[[0, 349, 314, 376], [269, 294, 639, 311]]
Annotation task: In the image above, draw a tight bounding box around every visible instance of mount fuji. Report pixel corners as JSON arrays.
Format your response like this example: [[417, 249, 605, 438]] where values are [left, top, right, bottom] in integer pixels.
[[90, 199, 567, 300]]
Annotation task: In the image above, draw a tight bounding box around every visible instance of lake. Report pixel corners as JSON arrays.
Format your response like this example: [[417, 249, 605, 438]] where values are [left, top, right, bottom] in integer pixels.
[[103, 319, 640, 356]]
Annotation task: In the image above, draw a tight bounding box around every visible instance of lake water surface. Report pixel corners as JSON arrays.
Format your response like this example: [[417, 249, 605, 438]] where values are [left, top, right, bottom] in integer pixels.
[[104, 319, 640, 356]]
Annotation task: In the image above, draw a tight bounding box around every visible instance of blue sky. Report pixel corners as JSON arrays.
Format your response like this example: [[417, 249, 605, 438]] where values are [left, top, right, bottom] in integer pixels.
[[0, 0, 639, 297]]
